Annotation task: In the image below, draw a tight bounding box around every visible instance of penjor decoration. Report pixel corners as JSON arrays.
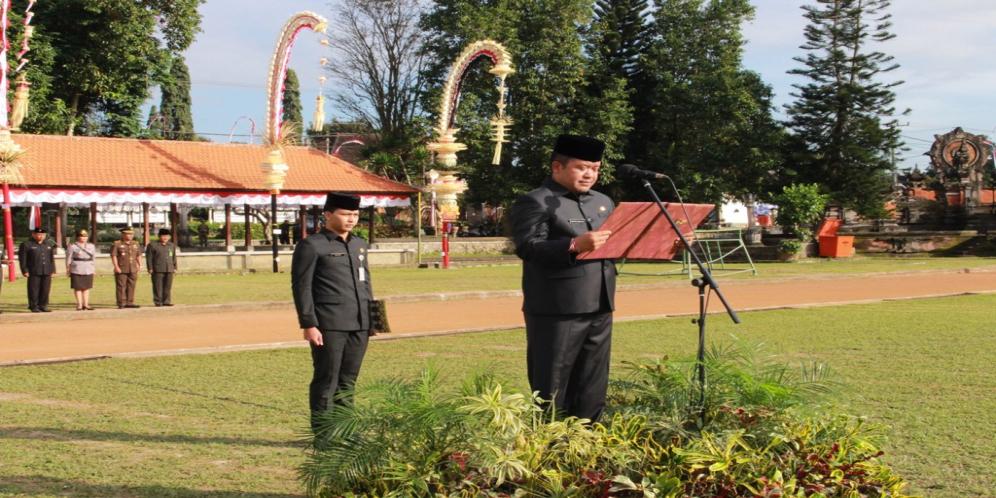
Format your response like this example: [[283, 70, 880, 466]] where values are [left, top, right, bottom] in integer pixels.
[[1, 0, 32, 281], [9, 0, 34, 130], [261, 11, 329, 194], [426, 40, 514, 221]]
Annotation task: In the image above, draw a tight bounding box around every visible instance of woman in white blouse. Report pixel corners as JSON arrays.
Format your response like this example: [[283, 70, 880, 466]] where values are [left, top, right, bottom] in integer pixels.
[[66, 229, 97, 311]]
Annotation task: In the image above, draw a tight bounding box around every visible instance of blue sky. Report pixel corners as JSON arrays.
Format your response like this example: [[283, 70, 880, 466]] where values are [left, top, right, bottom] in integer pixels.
[[183, 0, 996, 170]]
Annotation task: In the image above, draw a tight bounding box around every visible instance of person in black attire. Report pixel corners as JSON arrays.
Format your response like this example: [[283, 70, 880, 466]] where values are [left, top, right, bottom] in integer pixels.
[[509, 134, 616, 422], [18, 227, 57, 313], [146, 228, 178, 307], [291, 192, 373, 430], [279, 220, 291, 245]]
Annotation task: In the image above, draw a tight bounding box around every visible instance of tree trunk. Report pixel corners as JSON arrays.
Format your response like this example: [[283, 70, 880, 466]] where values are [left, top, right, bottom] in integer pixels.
[[67, 94, 81, 137]]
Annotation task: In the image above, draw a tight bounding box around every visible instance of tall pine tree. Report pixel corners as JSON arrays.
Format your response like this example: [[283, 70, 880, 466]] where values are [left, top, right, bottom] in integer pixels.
[[591, 0, 649, 78], [282, 69, 304, 129], [784, 0, 908, 217], [160, 57, 196, 140]]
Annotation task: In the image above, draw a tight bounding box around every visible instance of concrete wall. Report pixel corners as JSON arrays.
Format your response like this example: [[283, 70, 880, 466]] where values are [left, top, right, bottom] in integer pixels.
[[62, 248, 414, 274], [372, 237, 514, 255], [852, 231, 978, 253]]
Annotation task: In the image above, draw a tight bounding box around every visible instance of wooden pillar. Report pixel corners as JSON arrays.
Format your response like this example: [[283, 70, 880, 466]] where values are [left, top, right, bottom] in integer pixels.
[[55, 203, 65, 248], [298, 205, 307, 241], [142, 202, 150, 246], [89, 202, 98, 244], [367, 207, 376, 244], [170, 202, 179, 243], [243, 203, 252, 248], [224, 203, 233, 250]]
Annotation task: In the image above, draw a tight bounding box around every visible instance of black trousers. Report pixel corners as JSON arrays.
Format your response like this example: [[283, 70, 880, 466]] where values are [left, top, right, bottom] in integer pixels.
[[525, 311, 613, 422], [27, 274, 52, 311], [309, 329, 369, 429], [151, 272, 174, 305]]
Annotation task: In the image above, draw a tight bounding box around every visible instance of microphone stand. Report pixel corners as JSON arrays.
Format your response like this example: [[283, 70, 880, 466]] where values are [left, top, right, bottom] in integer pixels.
[[640, 179, 740, 424]]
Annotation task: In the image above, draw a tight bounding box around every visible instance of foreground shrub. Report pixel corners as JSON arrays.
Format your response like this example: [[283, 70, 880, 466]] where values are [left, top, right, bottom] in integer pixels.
[[299, 343, 913, 497]]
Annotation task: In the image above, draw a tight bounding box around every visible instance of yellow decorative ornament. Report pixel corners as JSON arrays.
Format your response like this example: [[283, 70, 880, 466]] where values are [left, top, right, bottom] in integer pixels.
[[426, 40, 514, 222], [9, 75, 29, 131], [261, 11, 329, 194]]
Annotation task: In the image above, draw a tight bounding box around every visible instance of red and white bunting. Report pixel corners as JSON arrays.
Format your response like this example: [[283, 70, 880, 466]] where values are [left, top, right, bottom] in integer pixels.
[[7, 188, 411, 209]]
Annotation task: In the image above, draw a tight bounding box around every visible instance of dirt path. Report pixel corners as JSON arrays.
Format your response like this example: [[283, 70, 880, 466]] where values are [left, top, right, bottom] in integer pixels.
[[2, 269, 994, 365]]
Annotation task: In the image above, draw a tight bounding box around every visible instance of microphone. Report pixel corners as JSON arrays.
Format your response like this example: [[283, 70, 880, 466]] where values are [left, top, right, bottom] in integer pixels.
[[617, 163, 669, 181]]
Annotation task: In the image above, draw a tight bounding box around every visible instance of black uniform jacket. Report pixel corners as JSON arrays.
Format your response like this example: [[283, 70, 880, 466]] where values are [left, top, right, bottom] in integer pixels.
[[145, 242, 178, 273], [510, 177, 616, 316], [18, 239, 56, 276], [291, 230, 372, 332]]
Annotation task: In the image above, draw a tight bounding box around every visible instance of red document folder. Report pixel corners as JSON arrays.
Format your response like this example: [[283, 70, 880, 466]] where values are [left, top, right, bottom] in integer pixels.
[[576, 202, 714, 261]]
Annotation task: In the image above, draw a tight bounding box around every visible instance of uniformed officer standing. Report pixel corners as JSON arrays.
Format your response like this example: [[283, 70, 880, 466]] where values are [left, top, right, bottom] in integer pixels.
[[18, 227, 57, 313], [509, 134, 616, 422], [291, 192, 373, 430], [111, 227, 143, 308], [146, 228, 178, 307]]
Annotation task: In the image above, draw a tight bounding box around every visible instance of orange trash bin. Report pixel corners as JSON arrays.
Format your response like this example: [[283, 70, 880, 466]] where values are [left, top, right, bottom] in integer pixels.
[[816, 218, 854, 258]]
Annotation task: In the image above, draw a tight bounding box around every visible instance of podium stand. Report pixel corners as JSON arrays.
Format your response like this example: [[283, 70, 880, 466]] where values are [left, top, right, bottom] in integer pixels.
[[577, 202, 714, 261], [580, 194, 740, 423]]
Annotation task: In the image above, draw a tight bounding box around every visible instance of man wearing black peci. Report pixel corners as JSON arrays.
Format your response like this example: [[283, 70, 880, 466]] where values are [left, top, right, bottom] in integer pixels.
[[291, 192, 373, 431], [18, 226, 56, 313], [509, 134, 617, 422]]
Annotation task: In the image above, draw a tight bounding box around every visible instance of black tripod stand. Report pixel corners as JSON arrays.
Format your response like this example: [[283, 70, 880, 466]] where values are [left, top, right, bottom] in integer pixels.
[[640, 179, 741, 419]]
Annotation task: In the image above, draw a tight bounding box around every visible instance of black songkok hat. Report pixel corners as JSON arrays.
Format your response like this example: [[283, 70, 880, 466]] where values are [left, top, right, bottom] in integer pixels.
[[324, 192, 361, 212], [31, 226, 47, 234], [553, 134, 605, 162], [158, 228, 172, 236]]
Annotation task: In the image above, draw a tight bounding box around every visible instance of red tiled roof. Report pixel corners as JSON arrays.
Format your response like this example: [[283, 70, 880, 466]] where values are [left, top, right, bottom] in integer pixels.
[[12, 134, 417, 195]]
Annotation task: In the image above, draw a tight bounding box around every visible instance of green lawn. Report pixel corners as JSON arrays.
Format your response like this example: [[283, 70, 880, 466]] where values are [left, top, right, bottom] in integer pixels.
[[2, 255, 994, 313], [1, 294, 994, 497]]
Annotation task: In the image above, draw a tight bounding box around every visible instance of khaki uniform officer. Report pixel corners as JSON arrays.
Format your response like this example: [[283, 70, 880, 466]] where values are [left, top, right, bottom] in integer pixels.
[[292, 192, 374, 432], [146, 228, 178, 307], [111, 227, 143, 308]]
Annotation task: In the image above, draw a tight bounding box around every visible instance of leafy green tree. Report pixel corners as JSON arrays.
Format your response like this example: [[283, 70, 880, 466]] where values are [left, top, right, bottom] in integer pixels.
[[160, 57, 196, 140], [784, 0, 908, 217], [774, 183, 829, 240], [627, 0, 783, 204], [15, 0, 203, 136], [422, 0, 632, 206], [281, 69, 304, 130]]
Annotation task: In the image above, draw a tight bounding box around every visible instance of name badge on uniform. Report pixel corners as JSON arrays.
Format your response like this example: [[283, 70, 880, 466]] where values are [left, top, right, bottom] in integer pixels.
[[568, 219, 587, 224], [358, 254, 366, 281]]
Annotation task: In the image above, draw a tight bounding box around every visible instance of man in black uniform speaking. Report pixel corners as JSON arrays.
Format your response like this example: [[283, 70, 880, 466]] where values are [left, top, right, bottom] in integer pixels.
[[291, 192, 373, 430], [509, 134, 616, 422]]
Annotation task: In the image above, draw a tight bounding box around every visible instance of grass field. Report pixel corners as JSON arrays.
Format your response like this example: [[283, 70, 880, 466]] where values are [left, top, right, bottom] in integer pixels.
[[1, 255, 994, 313], [1, 294, 994, 497]]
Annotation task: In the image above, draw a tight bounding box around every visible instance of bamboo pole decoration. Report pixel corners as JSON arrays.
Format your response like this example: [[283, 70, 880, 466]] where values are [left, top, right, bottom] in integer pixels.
[[261, 11, 328, 195], [9, 0, 35, 130], [428, 40, 514, 168]]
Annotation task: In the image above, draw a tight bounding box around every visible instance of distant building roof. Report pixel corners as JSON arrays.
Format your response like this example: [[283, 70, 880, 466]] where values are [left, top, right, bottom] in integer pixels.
[[7, 134, 416, 208]]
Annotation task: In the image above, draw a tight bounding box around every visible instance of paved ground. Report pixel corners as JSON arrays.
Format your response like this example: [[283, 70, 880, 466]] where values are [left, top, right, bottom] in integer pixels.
[[1, 268, 994, 365]]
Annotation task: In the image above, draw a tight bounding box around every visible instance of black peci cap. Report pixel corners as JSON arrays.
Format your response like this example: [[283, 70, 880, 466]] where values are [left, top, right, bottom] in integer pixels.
[[324, 192, 361, 212], [553, 134, 605, 162], [158, 228, 172, 236]]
